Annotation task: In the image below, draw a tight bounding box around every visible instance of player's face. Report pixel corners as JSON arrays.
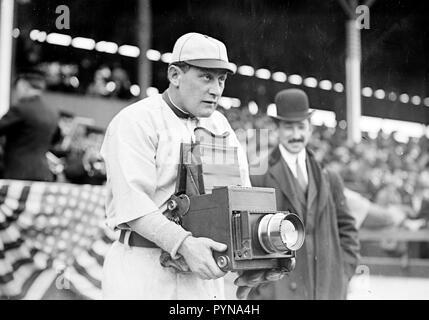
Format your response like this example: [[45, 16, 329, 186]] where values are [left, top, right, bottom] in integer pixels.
[[176, 66, 227, 118], [278, 119, 312, 154]]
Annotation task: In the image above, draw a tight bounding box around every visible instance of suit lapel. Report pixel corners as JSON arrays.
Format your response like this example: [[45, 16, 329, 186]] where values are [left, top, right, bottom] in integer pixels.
[[306, 151, 330, 217], [268, 147, 301, 217], [306, 158, 317, 209], [267, 147, 332, 222]]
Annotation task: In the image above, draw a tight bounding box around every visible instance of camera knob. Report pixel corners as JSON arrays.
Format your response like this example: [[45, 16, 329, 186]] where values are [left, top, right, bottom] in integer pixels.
[[216, 255, 230, 269], [167, 199, 178, 211], [280, 257, 296, 272]]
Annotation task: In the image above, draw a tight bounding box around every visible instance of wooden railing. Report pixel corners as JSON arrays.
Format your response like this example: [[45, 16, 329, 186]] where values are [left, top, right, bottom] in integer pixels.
[[359, 227, 429, 277]]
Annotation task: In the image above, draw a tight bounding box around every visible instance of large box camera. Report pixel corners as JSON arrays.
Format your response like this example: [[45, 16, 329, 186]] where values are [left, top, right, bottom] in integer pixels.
[[166, 128, 304, 272], [178, 186, 304, 271]]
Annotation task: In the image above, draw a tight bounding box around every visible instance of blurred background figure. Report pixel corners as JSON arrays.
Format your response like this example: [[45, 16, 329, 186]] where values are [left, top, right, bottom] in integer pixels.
[[0, 68, 60, 181], [62, 124, 106, 185], [344, 188, 407, 230], [48, 113, 106, 185], [86, 64, 132, 99], [110, 64, 132, 99], [87, 65, 112, 97]]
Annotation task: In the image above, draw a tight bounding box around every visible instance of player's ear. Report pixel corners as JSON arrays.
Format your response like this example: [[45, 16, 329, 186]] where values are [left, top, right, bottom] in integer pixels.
[[168, 65, 181, 87]]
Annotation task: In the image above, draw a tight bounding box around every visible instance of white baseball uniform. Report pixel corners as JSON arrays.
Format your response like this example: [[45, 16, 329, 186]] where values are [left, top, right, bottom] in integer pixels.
[[100, 93, 250, 299]]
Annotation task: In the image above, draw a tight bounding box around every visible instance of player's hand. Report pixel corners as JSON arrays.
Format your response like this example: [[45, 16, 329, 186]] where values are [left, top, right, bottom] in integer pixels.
[[234, 258, 295, 300], [160, 250, 191, 272], [178, 236, 227, 280]]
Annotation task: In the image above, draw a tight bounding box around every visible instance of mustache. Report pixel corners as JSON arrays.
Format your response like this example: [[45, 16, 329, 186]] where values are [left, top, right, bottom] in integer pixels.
[[288, 138, 304, 143]]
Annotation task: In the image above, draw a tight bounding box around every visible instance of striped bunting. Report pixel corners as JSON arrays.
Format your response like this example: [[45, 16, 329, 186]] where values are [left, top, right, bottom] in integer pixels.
[[0, 180, 116, 300]]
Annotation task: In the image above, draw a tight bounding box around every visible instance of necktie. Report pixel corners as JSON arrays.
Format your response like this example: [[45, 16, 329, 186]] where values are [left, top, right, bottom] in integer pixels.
[[296, 159, 307, 192]]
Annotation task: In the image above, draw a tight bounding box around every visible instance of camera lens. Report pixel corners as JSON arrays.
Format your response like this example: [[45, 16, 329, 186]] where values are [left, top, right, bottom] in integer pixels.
[[280, 220, 298, 248], [258, 212, 304, 253]]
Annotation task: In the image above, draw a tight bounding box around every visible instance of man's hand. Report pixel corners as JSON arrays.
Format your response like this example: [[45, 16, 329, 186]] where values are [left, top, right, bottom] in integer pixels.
[[234, 269, 285, 300], [178, 236, 227, 280], [160, 251, 191, 272], [234, 258, 295, 300]]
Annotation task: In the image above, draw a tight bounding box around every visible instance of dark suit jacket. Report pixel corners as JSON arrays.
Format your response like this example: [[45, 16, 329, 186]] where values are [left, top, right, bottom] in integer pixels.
[[250, 146, 360, 300], [0, 96, 59, 181]]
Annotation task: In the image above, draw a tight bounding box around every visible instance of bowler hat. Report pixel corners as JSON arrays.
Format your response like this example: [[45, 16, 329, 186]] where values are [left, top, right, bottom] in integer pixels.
[[170, 32, 236, 74], [270, 88, 314, 122]]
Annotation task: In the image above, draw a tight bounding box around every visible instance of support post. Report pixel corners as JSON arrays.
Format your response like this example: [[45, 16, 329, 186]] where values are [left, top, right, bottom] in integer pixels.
[[345, 19, 362, 143], [137, 0, 152, 98], [0, 0, 15, 117]]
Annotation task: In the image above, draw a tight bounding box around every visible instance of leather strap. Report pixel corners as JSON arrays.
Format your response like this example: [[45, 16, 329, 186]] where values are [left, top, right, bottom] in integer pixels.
[[119, 230, 157, 248]]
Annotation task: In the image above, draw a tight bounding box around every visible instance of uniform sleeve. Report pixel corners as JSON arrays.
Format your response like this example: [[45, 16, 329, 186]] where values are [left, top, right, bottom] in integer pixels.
[[100, 112, 191, 257], [0, 107, 23, 135], [100, 113, 160, 226]]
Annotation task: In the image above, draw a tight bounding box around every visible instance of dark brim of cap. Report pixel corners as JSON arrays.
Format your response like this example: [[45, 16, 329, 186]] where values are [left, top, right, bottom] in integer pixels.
[[269, 110, 314, 123], [184, 59, 236, 74]]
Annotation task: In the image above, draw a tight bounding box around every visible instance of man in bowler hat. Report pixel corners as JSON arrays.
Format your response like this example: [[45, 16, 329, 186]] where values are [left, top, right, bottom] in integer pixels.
[[248, 88, 360, 299]]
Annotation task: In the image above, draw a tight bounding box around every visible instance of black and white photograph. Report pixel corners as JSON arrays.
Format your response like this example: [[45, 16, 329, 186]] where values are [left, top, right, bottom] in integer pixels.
[[0, 0, 428, 306]]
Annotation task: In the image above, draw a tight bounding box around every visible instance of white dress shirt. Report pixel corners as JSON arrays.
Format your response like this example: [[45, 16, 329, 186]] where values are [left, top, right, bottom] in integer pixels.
[[279, 144, 308, 186]]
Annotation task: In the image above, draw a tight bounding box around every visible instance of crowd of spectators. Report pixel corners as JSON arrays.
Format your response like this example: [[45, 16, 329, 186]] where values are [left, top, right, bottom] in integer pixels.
[[312, 125, 429, 216], [23, 61, 134, 100]]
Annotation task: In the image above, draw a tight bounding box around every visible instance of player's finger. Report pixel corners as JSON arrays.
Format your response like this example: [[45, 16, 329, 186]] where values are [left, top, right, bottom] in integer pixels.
[[264, 269, 285, 282], [236, 286, 252, 300], [207, 239, 228, 252], [206, 260, 227, 279], [234, 270, 265, 287]]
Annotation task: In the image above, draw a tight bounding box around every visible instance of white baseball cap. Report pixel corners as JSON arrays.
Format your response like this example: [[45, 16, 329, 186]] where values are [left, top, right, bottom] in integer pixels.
[[170, 32, 236, 74]]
